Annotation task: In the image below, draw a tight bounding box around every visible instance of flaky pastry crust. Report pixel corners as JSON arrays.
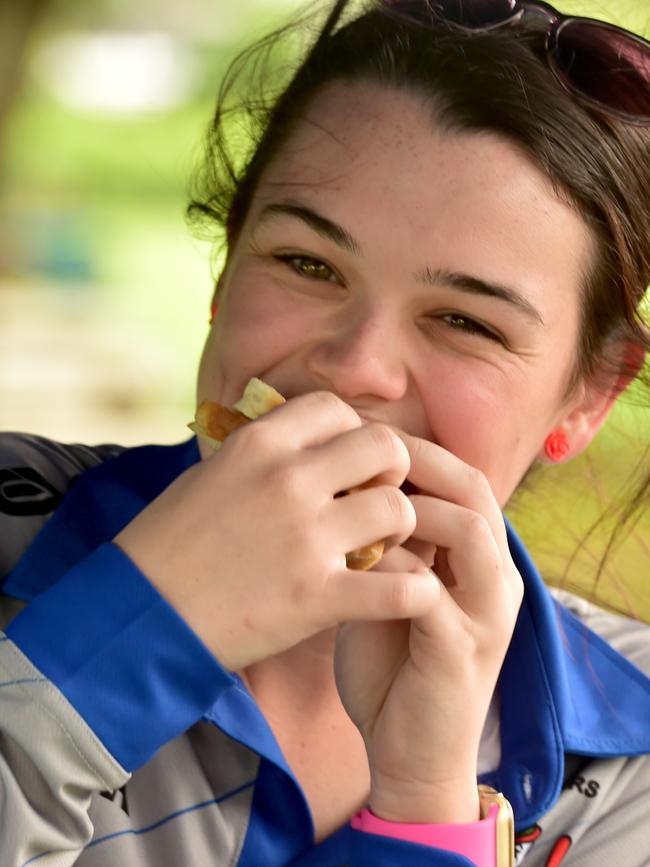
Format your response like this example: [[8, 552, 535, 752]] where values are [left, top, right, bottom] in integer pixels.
[[189, 379, 384, 571]]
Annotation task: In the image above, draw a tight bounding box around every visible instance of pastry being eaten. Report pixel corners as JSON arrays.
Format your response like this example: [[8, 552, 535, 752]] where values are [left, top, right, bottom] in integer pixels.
[[189, 378, 284, 450], [189, 378, 385, 571]]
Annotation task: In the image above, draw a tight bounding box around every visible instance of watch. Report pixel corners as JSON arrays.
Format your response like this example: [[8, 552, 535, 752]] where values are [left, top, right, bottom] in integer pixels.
[[351, 784, 515, 867], [478, 784, 515, 867]]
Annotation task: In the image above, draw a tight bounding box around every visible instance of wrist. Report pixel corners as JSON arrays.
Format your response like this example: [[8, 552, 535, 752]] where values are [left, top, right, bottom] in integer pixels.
[[369, 776, 480, 824]]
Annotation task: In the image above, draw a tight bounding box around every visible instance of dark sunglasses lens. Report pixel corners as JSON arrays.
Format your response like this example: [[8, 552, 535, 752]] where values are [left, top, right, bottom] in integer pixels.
[[432, 0, 518, 28], [554, 20, 650, 121]]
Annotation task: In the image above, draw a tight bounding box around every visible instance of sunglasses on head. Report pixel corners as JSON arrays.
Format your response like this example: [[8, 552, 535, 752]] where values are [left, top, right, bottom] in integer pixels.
[[385, 0, 650, 126]]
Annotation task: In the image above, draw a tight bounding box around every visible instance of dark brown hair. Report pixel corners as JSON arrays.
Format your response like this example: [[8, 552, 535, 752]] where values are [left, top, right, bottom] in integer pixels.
[[187, 0, 650, 605]]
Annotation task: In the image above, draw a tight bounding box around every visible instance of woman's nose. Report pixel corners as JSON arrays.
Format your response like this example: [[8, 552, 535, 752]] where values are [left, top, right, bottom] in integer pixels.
[[305, 315, 408, 402]]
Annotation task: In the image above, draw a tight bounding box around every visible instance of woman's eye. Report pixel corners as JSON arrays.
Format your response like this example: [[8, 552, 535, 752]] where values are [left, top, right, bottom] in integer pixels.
[[441, 313, 503, 343], [275, 254, 339, 282]]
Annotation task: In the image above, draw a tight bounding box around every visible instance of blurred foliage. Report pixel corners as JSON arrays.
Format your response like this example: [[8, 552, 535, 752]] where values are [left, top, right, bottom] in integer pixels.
[[559, 0, 649, 34]]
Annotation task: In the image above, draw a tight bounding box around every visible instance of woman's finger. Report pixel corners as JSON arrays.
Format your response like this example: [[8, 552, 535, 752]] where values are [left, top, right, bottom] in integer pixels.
[[394, 430, 510, 558], [308, 421, 411, 493], [371, 543, 431, 575], [409, 495, 520, 618], [325, 484, 417, 556], [240, 390, 363, 451], [324, 566, 440, 625]]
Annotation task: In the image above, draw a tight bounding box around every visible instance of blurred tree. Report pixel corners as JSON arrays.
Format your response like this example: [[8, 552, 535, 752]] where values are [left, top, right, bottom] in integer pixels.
[[0, 0, 52, 159], [0, 0, 55, 274], [39, 0, 304, 41]]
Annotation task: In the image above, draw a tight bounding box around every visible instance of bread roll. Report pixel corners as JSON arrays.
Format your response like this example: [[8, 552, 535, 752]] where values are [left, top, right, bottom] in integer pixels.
[[190, 378, 384, 570]]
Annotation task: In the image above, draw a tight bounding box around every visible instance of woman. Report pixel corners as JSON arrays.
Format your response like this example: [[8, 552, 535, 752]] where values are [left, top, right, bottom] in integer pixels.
[[1, 1, 649, 864]]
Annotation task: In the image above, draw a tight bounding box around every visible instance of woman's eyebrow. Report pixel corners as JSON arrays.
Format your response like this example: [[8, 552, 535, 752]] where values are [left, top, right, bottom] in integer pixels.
[[256, 201, 544, 326], [257, 201, 362, 255], [420, 268, 545, 325]]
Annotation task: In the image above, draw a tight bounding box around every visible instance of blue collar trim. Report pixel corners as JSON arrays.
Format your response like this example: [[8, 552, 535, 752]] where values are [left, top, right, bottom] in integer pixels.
[[4, 440, 650, 830]]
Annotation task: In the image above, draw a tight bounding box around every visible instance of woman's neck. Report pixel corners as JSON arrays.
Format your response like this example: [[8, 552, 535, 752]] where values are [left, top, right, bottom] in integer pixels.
[[238, 627, 340, 710]]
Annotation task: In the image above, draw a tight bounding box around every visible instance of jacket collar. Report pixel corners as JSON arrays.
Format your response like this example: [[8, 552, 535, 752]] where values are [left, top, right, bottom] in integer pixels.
[[4, 440, 650, 829], [486, 525, 650, 827]]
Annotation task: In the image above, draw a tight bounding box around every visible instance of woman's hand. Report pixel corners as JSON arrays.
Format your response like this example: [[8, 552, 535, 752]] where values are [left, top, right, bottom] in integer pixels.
[[114, 393, 439, 672], [334, 432, 524, 824]]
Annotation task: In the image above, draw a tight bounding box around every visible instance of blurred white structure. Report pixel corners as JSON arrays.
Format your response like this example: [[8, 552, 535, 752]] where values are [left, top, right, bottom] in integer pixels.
[[32, 32, 199, 115]]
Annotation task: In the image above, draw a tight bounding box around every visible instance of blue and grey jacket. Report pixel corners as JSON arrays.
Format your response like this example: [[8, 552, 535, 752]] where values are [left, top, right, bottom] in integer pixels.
[[1, 433, 649, 866]]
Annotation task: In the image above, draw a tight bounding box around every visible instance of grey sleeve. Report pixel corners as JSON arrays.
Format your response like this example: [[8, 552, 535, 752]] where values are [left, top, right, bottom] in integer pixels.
[[530, 754, 650, 867], [572, 754, 650, 867], [0, 632, 130, 866], [0, 433, 128, 865]]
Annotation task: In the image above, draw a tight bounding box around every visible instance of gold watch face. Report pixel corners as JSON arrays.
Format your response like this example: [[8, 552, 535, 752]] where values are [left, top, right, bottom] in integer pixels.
[[478, 785, 515, 867], [495, 793, 515, 867]]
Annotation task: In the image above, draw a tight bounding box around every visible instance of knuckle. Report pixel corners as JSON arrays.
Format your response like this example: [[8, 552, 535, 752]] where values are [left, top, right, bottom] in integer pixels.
[[367, 423, 410, 471], [265, 461, 305, 502], [310, 391, 360, 426], [288, 572, 314, 609], [382, 487, 415, 531], [236, 417, 269, 449], [366, 421, 397, 452], [464, 465, 491, 498], [460, 508, 491, 541], [388, 576, 416, 616], [406, 430, 426, 465]]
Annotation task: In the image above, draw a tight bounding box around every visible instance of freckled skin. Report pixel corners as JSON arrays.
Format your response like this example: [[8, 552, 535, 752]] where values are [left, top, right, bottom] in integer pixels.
[[198, 80, 602, 506]]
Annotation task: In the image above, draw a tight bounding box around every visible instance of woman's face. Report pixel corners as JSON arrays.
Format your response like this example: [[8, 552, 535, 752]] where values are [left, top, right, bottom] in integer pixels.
[[197, 81, 599, 506]]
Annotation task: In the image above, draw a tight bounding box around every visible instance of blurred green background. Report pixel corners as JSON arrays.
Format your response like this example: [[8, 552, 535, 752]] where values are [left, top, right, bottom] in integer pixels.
[[0, 0, 648, 620]]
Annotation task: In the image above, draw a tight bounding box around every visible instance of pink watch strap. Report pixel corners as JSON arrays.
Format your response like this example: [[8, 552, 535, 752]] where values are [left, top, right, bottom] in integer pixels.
[[351, 804, 499, 867]]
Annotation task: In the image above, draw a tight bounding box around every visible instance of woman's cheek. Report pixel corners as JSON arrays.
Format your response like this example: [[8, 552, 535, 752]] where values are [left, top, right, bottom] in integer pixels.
[[432, 385, 536, 503], [419, 363, 517, 470], [214, 273, 325, 381], [234, 290, 315, 359]]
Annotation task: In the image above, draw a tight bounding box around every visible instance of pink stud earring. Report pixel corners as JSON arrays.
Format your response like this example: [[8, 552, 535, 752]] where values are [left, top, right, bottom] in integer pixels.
[[544, 430, 570, 462]]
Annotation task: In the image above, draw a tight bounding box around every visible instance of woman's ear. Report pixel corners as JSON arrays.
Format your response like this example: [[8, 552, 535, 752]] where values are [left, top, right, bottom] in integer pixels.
[[539, 387, 615, 465], [538, 342, 647, 465]]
